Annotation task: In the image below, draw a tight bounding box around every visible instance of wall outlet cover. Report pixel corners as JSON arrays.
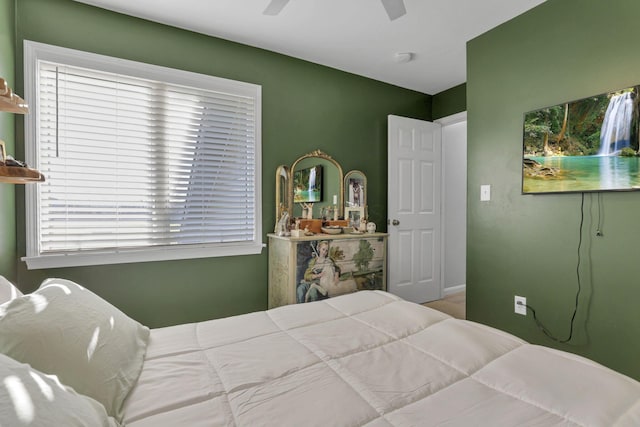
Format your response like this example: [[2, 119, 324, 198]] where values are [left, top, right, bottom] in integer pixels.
[[514, 296, 527, 315]]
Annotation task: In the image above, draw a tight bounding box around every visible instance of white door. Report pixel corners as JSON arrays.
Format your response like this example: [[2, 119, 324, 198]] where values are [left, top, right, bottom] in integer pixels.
[[387, 115, 442, 304]]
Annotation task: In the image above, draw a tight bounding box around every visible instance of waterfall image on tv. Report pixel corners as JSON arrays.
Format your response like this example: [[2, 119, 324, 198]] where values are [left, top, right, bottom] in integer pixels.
[[522, 85, 640, 194], [293, 165, 323, 203]]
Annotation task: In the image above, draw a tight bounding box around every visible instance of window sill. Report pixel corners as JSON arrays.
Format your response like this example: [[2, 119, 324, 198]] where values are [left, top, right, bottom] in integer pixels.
[[22, 242, 265, 270]]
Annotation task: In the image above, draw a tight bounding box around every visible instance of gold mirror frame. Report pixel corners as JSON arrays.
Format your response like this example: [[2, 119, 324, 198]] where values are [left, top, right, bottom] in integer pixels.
[[274, 165, 290, 231], [288, 149, 344, 219]]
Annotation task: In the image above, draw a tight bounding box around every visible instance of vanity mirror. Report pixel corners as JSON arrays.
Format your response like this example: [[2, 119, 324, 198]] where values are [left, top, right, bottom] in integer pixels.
[[275, 150, 372, 234], [344, 170, 366, 210], [344, 169, 367, 230], [288, 149, 343, 220]]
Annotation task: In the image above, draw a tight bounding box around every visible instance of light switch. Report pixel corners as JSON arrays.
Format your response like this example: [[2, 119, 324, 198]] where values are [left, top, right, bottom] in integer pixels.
[[480, 184, 491, 201]]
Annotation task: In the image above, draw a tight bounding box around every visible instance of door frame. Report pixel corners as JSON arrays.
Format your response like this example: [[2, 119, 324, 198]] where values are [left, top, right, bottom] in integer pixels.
[[435, 111, 467, 297]]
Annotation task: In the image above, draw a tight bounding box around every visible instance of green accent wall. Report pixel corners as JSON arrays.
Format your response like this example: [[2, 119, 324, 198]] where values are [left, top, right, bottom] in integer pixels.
[[467, 0, 640, 380], [8, 0, 431, 327], [432, 83, 466, 120], [0, 0, 16, 281]]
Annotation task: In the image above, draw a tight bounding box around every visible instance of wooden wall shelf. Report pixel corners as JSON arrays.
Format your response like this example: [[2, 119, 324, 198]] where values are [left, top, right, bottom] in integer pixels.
[[0, 78, 44, 183], [0, 78, 29, 114], [0, 140, 45, 183]]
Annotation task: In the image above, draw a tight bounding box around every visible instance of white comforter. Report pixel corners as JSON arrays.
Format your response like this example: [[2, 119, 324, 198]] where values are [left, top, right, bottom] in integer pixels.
[[122, 291, 640, 426]]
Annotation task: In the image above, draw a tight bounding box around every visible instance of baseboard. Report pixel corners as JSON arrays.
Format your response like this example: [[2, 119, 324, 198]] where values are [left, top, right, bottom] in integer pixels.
[[443, 284, 466, 297]]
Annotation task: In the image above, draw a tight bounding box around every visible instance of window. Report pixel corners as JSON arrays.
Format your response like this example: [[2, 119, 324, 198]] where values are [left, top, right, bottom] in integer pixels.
[[23, 41, 262, 269]]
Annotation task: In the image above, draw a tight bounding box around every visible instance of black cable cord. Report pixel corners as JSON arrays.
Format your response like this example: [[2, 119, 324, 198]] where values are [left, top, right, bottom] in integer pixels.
[[596, 192, 603, 236], [522, 192, 584, 343]]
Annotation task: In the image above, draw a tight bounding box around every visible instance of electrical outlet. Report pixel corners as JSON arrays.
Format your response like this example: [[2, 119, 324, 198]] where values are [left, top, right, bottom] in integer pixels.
[[514, 296, 527, 315]]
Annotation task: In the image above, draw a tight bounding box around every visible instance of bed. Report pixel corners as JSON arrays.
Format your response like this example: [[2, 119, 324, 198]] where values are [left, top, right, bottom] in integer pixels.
[[1, 276, 639, 426]]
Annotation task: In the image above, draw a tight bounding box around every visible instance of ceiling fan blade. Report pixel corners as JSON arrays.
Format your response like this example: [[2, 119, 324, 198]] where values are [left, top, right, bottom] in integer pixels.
[[381, 0, 406, 21], [263, 0, 290, 16]]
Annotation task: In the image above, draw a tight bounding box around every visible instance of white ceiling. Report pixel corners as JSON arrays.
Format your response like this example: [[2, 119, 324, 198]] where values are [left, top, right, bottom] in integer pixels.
[[72, 0, 545, 95]]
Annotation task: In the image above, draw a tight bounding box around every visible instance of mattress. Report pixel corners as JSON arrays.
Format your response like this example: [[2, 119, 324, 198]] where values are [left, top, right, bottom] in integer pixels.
[[122, 291, 640, 426]]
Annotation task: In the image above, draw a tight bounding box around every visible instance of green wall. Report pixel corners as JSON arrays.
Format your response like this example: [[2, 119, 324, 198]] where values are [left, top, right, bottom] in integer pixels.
[[7, 0, 431, 327], [432, 83, 466, 120], [467, 0, 640, 380], [0, 0, 16, 281]]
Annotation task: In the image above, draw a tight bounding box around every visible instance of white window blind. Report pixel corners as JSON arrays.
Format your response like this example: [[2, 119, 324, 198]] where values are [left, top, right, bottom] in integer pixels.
[[23, 41, 262, 269]]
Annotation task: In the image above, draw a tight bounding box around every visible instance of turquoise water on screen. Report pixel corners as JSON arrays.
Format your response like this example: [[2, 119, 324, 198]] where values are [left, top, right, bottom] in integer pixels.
[[523, 155, 640, 193]]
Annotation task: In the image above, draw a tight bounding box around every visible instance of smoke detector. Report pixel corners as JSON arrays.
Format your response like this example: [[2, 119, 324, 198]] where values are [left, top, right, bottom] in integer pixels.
[[394, 52, 414, 63]]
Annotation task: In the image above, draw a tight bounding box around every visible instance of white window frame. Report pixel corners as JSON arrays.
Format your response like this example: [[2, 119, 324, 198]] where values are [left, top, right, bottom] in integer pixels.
[[22, 41, 263, 269]]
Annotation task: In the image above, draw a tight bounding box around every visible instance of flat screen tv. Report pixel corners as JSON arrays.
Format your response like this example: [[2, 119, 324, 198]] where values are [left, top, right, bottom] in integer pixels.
[[293, 165, 323, 203], [522, 85, 640, 194]]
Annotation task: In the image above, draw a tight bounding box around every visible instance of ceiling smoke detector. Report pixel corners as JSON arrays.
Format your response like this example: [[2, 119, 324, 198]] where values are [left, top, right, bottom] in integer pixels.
[[394, 52, 414, 63]]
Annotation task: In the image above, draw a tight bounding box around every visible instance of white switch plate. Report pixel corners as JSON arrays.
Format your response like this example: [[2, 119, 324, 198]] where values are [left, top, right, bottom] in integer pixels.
[[480, 184, 491, 201], [514, 296, 527, 315]]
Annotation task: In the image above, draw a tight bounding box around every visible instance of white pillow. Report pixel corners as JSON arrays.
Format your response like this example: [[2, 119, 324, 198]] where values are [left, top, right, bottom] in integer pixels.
[[0, 275, 23, 305], [0, 353, 121, 426], [0, 278, 149, 422]]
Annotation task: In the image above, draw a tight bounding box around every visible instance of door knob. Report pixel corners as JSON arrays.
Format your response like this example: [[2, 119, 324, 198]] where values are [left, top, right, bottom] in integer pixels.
[[392, 219, 400, 226]]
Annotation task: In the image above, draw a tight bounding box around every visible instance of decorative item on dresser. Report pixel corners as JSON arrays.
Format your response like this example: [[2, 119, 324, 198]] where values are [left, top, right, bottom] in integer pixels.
[[345, 206, 365, 230]]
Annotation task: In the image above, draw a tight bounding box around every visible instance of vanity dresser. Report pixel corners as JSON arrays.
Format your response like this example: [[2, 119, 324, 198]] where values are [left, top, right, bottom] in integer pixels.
[[268, 232, 387, 308], [269, 149, 387, 308]]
